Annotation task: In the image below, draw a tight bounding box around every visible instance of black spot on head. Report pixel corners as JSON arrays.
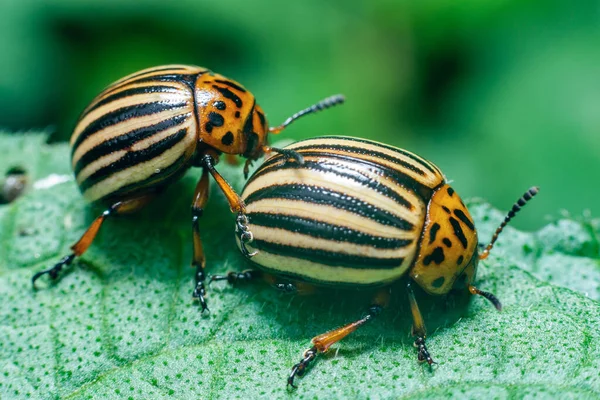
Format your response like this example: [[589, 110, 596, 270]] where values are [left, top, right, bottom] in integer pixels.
[[457, 255, 464, 265], [431, 276, 445, 288], [213, 101, 226, 110], [221, 131, 234, 146], [423, 247, 445, 266], [447, 187, 455, 197], [204, 122, 213, 134], [442, 206, 451, 214], [235, 111, 241, 118], [209, 112, 225, 127], [449, 217, 468, 248], [429, 223, 440, 244], [442, 238, 452, 247]]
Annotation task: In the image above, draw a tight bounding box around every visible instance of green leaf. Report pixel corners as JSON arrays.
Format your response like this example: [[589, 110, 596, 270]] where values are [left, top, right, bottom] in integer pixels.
[[1, 133, 599, 399]]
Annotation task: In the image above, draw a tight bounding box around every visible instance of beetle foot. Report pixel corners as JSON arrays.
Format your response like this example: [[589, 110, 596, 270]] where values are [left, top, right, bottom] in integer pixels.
[[236, 213, 258, 257], [287, 346, 318, 389], [209, 269, 257, 285], [192, 269, 209, 314], [32, 253, 75, 287], [414, 336, 436, 366]]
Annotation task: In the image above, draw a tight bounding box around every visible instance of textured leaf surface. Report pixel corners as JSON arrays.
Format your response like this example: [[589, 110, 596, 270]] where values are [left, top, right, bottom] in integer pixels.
[[0, 133, 599, 399]]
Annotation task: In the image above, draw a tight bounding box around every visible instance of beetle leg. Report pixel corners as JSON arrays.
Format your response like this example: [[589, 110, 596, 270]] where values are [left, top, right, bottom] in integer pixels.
[[287, 288, 390, 389], [32, 194, 154, 287], [209, 269, 258, 285], [262, 146, 305, 165], [406, 282, 435, 366], [200, 153, 245, 214], [191, 168, 211, 313], [209, 271, 315, 295], [236, 213, 258, 257]]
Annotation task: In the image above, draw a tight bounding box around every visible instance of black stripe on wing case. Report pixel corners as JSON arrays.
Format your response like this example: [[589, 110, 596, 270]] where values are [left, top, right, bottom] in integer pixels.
[[245, 184, 414, 231], [252, 239, 404, 270], [74, 113, 190, 175], [73, 101, 188, 153], [246, 158, 417, 212], [289, 144, 427, 176], [79, 128, 188, 191], [333, 136, 442, 176], [85, 85, 182, 115], [248, 212, 413, 249], [103, 155, 189, 202]]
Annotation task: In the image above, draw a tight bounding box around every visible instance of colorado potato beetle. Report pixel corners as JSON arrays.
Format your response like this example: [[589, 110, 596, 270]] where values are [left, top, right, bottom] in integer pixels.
[[31, 65, 344, 312], [212, 136, 538, 387]]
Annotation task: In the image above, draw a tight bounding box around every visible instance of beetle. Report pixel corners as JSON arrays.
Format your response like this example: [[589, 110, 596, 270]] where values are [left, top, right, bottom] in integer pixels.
[[210, 135, 539, 387], [31, 65, 344, 312]]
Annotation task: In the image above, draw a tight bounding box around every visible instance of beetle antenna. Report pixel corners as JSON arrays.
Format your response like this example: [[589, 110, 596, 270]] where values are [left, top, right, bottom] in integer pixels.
[[479, 186, 539, 260], [468, 285, 502, 311], [269, 94, 345, 134]]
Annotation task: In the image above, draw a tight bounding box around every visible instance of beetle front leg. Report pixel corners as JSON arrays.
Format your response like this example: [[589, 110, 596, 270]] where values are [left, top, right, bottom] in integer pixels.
[[191, 168, 210, 313], [407, 282, 435, 366], [200, 152, 257, 257], [32, 194, 155, 287]]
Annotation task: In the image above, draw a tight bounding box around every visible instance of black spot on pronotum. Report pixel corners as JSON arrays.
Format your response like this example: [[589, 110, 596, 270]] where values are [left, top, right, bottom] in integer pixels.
[[442, 238, 452, 247], [214, 78, 247, 93], [213, 85, 243, 108], [447, 187, 455, 197], [442, 206, 451, 214], [423, 247, 445, 266], [235, 111, 241, 118], [213, 101, 226, 110], [457, 255, 464, 265], [431, 276, 445, 288], [454, 209, 475, 231], [205, 122, 213, 134], [449, 217, 468, 248], [221, 132, 234, 146], [429, 223, 441, 244], [208, 112, 225, 127]]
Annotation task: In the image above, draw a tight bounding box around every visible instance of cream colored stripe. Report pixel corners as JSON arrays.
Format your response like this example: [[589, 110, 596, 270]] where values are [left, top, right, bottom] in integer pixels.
[[72, 108, 193, 167], [240, 242, 412, 286], [82, 129, 195, 202], [71, 85, 192, 146], [248, 224, 415, 257], [82, 80, 184, 116], [287, 137, 444, 187], [76, 120, 194, 183], [253, 155, 424, 215], [101, 65, 202, 95], [242, 168, 423, 226], [246, 199, 418, 240]]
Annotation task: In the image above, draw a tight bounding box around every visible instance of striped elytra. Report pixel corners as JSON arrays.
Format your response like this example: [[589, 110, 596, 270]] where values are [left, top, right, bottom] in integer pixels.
[[232, 140, 538, 388], [33, 64, 345, 315], [240, 136, 495, 295]]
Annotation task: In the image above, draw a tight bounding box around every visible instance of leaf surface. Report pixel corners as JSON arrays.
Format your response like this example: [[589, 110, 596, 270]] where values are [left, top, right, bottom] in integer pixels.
[[0, 133, 598, 399]]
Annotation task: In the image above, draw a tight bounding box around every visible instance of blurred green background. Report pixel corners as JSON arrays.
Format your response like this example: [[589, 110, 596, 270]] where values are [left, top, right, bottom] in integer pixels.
[[0, 0, 598, 229]]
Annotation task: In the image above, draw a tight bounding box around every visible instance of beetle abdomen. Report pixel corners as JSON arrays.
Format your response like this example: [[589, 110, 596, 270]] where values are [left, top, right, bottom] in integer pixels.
[[70, 65, 208, 203], [240, 136, 446, 287]]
